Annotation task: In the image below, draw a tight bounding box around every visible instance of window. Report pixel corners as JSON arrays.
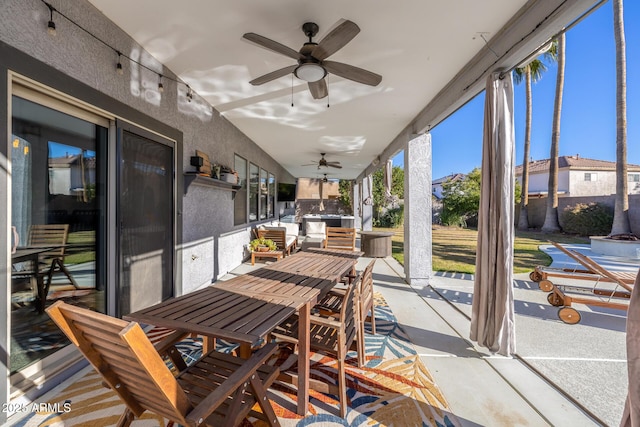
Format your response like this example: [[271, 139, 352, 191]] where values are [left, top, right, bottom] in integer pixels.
[[268, 173, 275, 219], [234, 155, 247, 225], [259, 168, 268, 220], [628, 173, 640, 183], [249, 163, 259, 221], [584, 173, 597, 182]]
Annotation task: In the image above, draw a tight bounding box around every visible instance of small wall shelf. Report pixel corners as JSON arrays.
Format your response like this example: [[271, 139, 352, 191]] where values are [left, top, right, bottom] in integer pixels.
[[183, 173, 241, 196]]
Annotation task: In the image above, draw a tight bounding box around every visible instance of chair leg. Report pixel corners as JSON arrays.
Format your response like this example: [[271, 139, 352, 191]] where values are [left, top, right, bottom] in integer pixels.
[[249, 375, 281, 427], [116, 408, 135, 427], [369, 307, 376, 335], [337, 357, 347, 418], [357, 320, 365, 369]]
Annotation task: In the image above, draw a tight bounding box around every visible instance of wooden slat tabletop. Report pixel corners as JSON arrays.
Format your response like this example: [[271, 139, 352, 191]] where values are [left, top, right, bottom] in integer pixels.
[[124, 287, 296, 346]]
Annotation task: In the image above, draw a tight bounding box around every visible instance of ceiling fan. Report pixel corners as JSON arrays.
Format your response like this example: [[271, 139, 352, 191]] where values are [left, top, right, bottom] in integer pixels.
[[243, 20, 382, 99], [303, 153, 342, 169]]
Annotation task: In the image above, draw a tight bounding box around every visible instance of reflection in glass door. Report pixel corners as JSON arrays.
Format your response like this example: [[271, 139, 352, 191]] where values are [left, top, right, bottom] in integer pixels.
[[117, 125, 174, 316], [10, 95, 107, 374]]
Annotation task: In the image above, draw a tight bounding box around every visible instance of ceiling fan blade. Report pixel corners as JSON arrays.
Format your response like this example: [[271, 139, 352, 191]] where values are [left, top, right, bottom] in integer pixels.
[[312, 20, 360, 61], [328, 163, 343, 169], [243, 33, 302, 61], [249, 65, 297, 85], [323, 60, 382, 86], [308, 79, 328, 99]]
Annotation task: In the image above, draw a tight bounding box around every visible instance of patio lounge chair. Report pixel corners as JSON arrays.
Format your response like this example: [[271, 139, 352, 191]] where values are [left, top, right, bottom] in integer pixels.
[[46, 301, 281, 427], [531, 241, 637, 293], [532, 243, 634, 324], [271, 282, 358, 418], [258, 227, 296, 256]]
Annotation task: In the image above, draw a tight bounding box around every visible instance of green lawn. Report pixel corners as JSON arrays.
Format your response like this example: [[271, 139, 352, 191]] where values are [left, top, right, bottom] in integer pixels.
[[376, 225, 589, 274]]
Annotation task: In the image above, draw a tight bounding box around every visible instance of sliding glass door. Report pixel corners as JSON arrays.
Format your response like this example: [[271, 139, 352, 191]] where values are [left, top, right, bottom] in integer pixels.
[[117, 123, 175, 316]]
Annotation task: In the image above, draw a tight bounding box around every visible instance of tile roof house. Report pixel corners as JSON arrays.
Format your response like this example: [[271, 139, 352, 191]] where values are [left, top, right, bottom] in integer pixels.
[[432, 173, 465, 200], [515, 155, 640, 197]]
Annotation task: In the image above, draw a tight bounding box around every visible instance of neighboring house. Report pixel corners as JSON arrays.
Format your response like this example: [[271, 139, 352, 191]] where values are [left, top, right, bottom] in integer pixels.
[[48, 154, 96, 197], [432, 173, 465, 199], [515, 155, 640, 197]]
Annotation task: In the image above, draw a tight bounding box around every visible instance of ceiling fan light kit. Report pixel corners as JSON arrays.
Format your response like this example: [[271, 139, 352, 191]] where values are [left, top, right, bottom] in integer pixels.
[[294, 63, 326, 82]]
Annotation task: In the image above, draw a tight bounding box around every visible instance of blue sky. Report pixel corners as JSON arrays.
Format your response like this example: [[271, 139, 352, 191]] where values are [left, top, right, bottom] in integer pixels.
[[393, 1, 639, 180]]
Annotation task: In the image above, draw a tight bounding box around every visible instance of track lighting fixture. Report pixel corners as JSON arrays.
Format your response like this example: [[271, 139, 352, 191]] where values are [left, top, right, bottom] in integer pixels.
[[46, 3, 56, 36], [157, 74, 164, 93]]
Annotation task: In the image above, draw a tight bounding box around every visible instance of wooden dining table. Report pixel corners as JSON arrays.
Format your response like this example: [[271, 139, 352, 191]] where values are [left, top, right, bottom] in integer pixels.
[[125, 249, 358, 416]]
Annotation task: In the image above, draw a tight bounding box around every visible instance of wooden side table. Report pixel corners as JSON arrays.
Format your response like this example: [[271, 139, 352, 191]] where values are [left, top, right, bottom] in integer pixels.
[[251, 250, 283, 265]]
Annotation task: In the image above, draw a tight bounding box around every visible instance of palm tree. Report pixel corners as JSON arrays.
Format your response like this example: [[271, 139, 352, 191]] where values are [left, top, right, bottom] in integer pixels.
[[541, 33, 565, 233], [514, 43, 557, 230], [610, 0, 631, 236]]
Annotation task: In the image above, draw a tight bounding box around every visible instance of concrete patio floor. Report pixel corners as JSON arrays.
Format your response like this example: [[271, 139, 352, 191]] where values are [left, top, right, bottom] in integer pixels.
[[10, 243, 632, 426], [367, 243, 635, 427]]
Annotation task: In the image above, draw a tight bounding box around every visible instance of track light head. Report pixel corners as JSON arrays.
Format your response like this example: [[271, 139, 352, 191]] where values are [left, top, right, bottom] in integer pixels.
[[115, 51, 124, 75], [157, 74, 164, 93]]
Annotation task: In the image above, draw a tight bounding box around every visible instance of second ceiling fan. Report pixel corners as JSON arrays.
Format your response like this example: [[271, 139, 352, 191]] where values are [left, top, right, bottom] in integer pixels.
[[243, 20, 382, 99]]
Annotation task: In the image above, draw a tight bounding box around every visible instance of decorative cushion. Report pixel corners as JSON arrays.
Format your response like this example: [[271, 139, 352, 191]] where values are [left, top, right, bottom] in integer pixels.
[[278, 222, 299, 237]]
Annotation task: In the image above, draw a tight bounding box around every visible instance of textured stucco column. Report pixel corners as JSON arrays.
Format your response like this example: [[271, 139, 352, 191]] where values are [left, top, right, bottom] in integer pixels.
[[404, 133, 432, 287], [352, 181, 362, 229], [362, 175, 373, 231]]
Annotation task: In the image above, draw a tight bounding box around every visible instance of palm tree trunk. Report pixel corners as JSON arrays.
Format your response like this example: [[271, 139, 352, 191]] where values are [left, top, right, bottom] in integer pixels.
[[517, 68, 532, 230], [542, 33, 565, 233], [611, 0, 631, 236]]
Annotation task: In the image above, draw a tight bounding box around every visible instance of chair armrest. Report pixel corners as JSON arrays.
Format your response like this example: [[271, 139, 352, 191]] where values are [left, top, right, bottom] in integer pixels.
[[309, 314, 342, 329], [185, 342, 278, 426], [153, 329, 191, 372]]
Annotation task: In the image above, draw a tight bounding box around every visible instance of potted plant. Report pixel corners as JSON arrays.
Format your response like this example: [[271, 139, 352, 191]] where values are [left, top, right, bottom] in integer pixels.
[[249, 237, 277, 252]]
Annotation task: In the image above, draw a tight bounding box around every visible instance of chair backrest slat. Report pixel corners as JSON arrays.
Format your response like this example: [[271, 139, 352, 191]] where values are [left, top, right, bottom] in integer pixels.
[[359, 259, 376, 317], [46, 301, 192, 424], [258, 228, 287, 251], [325, 227, 357, 251], [29, 224, 69, 265]]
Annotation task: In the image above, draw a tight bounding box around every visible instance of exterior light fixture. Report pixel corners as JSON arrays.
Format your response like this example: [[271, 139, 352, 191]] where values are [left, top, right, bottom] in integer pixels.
[[157, 74, 164, 93], [294, 63, 326, 82], [186, 85, 193, 102], [116, 51, 124, 75], [46, 4, 56, 36]]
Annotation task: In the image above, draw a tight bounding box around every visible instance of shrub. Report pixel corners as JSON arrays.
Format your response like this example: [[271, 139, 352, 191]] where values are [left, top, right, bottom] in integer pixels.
[[378, 206, 404, 228], [561, 202, 613, 236]]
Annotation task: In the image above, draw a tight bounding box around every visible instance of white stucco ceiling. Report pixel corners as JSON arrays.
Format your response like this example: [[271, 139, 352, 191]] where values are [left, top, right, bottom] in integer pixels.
[[85, 0, 589, 180]]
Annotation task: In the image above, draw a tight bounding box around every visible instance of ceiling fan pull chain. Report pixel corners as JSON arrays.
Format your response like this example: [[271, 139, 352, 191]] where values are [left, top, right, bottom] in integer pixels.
[[291, 74, 294, 107], [327, 74, 331, 108]]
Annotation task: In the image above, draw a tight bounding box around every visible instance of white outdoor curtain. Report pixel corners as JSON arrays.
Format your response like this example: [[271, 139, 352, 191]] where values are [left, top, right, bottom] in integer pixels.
[[384, 159, 393, 203], [621, 270, 640, 426], [469, 72, 516, 356], [319, 179, 325, 211], [363, 174, 373, 205]]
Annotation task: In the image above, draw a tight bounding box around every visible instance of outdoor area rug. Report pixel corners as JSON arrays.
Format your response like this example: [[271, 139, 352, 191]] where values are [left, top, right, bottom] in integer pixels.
[[13, 293, 460, 427]]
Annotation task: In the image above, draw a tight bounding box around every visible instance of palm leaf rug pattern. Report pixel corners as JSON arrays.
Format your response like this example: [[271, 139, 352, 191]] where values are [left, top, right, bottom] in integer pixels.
[[14, 293, 460, 427]]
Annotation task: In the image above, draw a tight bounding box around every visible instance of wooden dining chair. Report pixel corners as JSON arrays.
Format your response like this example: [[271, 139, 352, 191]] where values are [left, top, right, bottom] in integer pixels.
[[325, 227, 357, 251], [271, 284, 358, 418], [314, 259, 376, 368], [46, 301, 281, 427], [29, 224, 79, 289]]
